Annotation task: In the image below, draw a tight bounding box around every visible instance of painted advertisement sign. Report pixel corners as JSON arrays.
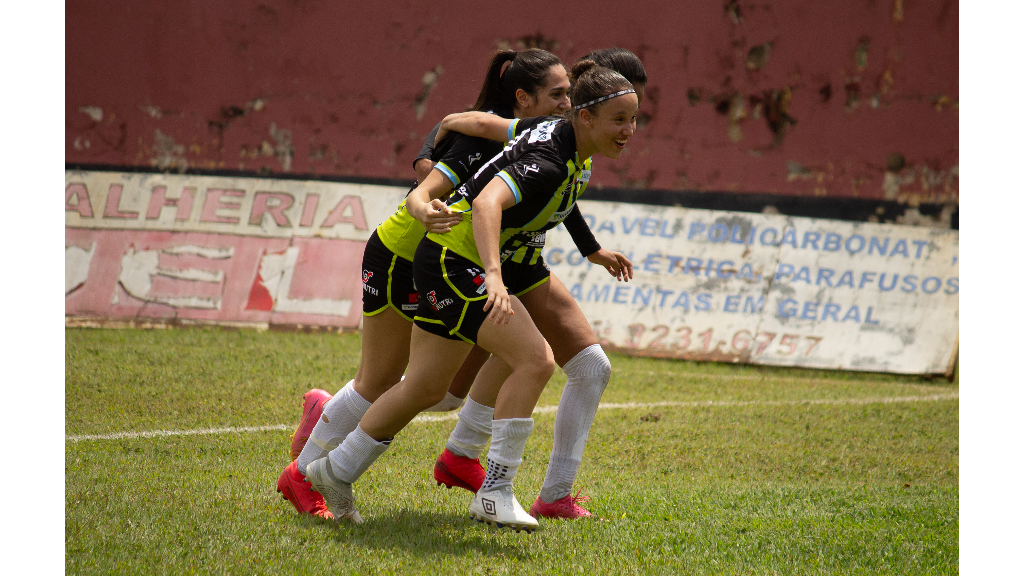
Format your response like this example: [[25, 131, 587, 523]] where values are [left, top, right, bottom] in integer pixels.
[[66, 171, 958, 375], [65, 171, 407, 329], [543, 202, 958, 375]]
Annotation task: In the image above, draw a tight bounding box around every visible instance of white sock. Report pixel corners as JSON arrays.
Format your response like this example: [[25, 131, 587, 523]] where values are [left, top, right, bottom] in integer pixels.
[[296, 380, 370, 475], [445, 397, 494, 460], [538, 344, 611, 503], [480, 418, 534, 492], [424, 392, 466, 413], [327, 425, 391, 484]]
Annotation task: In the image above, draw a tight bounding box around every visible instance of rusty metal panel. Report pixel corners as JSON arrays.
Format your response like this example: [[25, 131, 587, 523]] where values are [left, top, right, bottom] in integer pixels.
[[542, 201, 958, 374], [65, 1, 957, 202]]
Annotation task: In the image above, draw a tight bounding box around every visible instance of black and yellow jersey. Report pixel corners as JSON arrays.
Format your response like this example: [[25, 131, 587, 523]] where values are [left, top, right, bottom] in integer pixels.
[[376, 111, 519, 261], [425, 117, 593, 267]]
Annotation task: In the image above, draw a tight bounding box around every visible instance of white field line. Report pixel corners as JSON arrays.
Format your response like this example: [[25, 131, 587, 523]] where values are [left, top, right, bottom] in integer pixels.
[[66, 393, 957, 443]]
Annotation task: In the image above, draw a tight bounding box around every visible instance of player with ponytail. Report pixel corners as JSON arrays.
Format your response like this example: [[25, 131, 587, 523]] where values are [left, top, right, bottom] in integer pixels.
[[303, 61, 639, 531], [277, 48, 591, 520]]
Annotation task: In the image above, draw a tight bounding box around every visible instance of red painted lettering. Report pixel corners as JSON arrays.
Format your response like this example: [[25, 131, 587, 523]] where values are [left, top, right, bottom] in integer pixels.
[[146, 186, 196, 221], [65, 183, 94, 218], [200, 189, 245, 224], [249, 192, 294, 226], [300, 194, 320, 227], [103, 184, 139, 219], [320, 195, 367, 230]]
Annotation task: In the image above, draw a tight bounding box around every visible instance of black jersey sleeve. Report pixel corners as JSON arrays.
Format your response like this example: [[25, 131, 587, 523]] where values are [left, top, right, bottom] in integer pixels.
[[562, 204, 601, 257], [433, 134, 503, 188], [497, 148, 568, 207], [414, 121, 443, 167]]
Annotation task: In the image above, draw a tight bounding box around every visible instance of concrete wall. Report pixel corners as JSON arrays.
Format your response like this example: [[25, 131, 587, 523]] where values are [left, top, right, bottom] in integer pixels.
[[66, 0, 957, 203]]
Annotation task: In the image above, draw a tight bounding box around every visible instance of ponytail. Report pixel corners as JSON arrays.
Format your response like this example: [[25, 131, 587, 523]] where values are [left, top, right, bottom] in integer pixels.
[[471, 48, 564, 113]]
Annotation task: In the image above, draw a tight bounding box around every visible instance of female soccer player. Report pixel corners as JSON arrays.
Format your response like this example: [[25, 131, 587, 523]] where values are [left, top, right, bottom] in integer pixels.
[[276, 48, 609, 519], [305, 61, 639, 531], [432, 47, 648, 521]]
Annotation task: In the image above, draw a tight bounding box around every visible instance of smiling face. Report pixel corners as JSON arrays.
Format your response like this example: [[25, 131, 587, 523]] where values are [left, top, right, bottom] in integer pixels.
[[579, 92, 639, 160], [515, 64, 571, 118]]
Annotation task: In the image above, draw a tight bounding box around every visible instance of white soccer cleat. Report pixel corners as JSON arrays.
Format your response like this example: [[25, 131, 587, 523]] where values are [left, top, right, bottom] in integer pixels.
[[304, 458, 364, 524], [469, 485, 540, 533]]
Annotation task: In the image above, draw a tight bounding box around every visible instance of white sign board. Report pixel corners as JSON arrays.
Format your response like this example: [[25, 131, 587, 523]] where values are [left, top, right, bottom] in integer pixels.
[[542, 201, 958, 375]]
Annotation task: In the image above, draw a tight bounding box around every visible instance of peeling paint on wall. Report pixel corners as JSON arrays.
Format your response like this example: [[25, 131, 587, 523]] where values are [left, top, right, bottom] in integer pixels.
[[65, 1, 958, 206], [414, 67, 444, 121], [151, 130, 188, 173]]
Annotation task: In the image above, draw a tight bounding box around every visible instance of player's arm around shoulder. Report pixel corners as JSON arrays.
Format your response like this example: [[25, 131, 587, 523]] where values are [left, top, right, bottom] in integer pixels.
[[435, 112, 514, 146]]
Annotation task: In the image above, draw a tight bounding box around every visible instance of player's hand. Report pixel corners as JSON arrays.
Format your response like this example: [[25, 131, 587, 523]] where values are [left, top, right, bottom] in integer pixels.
[[481, 274, 514, 326], [414, 199, 462, 233], [587, 249, 633, 282]]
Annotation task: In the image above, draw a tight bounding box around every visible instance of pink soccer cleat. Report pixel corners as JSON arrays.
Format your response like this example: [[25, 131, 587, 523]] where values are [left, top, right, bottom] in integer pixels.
[[289, 389, 332, 461], [528, 489, 594, 519], [276, 461, 334, 519], [433, 448, 485, 493]]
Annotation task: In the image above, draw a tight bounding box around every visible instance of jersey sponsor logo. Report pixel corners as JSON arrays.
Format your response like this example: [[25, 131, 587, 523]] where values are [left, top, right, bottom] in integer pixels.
[[426, 290, 453, 311], [362, 270, 379, 295], [526, 120, 557, 143], [549, 206, 574, 223], [469, 268, 487, 295], [471, 149, 508, 182], [401, 304, 418, 311], [579, 169, 591, 182], [467, 152, 481, 166], [524, 231, 547, 247], [515, 163, 540, 179]]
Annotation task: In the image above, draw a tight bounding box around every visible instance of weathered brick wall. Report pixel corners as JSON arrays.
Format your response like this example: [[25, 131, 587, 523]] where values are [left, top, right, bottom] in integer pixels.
[[66, 1, 957, 204]]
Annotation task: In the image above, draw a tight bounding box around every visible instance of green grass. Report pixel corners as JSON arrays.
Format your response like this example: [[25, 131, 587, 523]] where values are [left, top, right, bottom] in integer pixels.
[[66, 328, 958, 575]]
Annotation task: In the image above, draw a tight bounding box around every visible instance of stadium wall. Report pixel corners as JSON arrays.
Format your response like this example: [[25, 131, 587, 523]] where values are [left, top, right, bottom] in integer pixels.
[[66, 3, 959, 374], [65, 1, 958, 223]]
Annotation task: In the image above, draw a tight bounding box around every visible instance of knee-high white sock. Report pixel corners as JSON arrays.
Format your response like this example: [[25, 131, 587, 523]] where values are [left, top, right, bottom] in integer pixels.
[[538, 344, 611, 503], [445, 397, 494, 460], [425, 391, 466, 413], [481, 418, 534, 492], [326, 424, 392, 484], [296, 380, 371, 475]]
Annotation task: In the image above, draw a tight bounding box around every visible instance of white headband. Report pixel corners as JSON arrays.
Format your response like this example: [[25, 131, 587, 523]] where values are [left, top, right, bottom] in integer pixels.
[[573, 88, 636, 110]]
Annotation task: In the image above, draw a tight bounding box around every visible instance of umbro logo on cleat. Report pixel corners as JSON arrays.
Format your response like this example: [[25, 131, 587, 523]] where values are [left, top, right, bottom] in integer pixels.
[[482, 498, 496, 515]]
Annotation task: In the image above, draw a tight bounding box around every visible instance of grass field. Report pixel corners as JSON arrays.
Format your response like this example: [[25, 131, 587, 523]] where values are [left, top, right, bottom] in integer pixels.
[[65, 328, 958, 575]]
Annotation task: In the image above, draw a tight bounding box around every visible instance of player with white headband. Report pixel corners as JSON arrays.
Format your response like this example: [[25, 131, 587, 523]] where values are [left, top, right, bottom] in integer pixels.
[[276, 48, 608, 519], [304, 60, 639, 531]]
